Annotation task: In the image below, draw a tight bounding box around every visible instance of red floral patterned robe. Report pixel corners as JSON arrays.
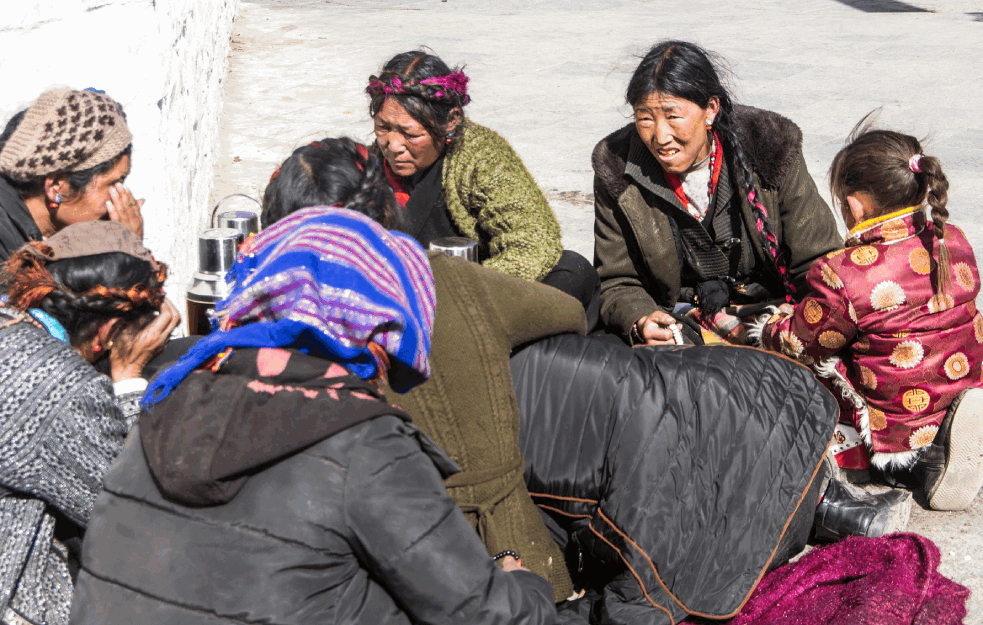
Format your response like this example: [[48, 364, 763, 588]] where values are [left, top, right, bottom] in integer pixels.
[[759, 206, 983, 470]]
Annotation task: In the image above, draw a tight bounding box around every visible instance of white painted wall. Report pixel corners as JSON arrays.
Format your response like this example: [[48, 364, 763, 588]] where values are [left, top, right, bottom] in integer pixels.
[[0, 0, 240, 322]]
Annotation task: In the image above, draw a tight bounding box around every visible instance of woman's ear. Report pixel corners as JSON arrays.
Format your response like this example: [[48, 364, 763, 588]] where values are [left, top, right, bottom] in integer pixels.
[[706, 97, 721, 124], [445, 108, 463, 136], [43, 173, 68, 204], [97, 317, 126, 350]]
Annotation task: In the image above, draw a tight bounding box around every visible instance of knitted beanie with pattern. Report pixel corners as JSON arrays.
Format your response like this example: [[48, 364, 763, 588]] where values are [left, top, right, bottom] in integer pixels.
[[0, 89, 132, 182]]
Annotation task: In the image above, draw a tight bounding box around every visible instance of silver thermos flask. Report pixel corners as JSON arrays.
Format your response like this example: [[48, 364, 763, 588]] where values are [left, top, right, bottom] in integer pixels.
[[185, 228, 245, 336]]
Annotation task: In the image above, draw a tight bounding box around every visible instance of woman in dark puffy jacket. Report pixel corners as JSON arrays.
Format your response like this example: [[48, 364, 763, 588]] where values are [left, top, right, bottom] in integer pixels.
[[70, 207, 557, 625]]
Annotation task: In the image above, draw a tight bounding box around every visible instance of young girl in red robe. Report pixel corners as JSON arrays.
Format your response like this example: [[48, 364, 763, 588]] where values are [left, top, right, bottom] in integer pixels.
[[755, 121, 983, 511]]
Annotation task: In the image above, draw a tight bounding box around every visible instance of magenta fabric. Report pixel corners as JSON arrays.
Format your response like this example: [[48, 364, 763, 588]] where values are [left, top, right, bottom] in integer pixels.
[[694, 533, 969, 625]]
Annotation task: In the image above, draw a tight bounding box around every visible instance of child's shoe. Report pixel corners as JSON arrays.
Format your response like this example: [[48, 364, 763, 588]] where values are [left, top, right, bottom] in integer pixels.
[[812, 479, 912, 542], [915, 388, 983, 511]]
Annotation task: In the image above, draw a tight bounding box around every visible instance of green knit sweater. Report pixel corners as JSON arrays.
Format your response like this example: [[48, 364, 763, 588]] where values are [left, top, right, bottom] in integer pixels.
[[442, 120, 563, 282]]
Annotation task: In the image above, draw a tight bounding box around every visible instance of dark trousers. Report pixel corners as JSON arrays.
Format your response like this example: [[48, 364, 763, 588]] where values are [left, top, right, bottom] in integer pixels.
[[541, 250, 600, 331]]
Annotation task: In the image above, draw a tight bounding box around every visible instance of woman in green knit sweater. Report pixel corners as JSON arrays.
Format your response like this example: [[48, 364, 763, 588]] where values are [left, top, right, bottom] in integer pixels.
[[366, 51, 599, 325]]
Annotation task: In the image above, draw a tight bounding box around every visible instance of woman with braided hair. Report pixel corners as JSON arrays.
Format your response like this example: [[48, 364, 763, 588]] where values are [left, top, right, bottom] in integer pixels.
[[367, 50, 600, 327], [0, 221, 178, 625], [593, 40, 842, 345], [0, 88, 146, 262]]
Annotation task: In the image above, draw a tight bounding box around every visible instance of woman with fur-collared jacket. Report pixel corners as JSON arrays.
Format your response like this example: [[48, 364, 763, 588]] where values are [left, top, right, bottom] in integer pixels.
[[593, 40, 842, 345]]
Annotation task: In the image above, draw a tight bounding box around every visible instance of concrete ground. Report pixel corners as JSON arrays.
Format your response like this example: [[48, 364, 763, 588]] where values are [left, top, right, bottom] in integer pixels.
[[212, 0, 983, 620]]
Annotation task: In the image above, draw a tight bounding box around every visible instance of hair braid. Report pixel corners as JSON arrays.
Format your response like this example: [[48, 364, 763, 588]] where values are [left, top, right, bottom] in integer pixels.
[[341, 138, 400, 230], [1, 246, 166, 344], [715, 108, 796, 301], [367, 51, 468, 148], [921, 154, 951, 295]]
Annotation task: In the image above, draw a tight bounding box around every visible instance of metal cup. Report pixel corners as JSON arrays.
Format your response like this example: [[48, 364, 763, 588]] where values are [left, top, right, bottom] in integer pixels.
[[429, 237, 478, 262], [216, 210, 260, 238]]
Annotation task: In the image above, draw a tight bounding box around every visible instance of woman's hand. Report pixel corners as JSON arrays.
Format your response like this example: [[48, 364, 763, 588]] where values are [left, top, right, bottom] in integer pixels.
[[106, 182, 145, 240], [497, 555, 527, 573], [633, 310, 682, 346], [109, 299, 180, 382]]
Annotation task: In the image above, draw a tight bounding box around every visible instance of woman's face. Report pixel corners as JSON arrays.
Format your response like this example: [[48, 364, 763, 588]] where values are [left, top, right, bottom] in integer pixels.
[[633, 92, 719, 175], [52, 153, 131, 229], [373, 99, 443, 178]]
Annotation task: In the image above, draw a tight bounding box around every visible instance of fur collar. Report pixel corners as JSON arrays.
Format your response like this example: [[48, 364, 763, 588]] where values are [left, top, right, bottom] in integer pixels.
[[592, 105, 804, 201]]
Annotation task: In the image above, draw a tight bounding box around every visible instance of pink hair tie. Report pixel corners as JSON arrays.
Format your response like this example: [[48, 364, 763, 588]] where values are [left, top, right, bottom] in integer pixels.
[[908, 154, 923, 173]]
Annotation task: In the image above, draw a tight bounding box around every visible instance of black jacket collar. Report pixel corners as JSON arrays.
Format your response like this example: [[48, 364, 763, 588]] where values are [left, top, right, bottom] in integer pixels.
[[0, 176, 41, 262]]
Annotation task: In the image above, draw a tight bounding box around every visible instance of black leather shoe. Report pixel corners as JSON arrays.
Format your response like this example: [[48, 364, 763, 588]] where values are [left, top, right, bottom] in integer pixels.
[[812, 479, 912, 543], [915, 388, 983, 511]]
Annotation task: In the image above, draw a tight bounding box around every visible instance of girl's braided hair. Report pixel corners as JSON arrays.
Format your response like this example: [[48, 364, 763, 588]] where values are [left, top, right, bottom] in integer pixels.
[[830, 114, 951, 295], [366, 51, 470, 149], [626, 40, 796, 301], [261, 137, 407, 232], [2, 243, 166, 347]]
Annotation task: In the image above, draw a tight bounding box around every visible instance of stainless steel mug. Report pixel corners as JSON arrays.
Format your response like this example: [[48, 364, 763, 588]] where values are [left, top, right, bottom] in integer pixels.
[[429, 237, 478, 262]]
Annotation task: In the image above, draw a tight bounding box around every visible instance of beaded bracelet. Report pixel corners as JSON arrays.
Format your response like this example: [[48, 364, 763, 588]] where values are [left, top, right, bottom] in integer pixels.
[[492, 550, 520, 562]]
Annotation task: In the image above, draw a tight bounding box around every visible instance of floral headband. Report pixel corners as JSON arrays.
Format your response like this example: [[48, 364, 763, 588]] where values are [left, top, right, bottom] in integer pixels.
[[365, 70, 471, 106]]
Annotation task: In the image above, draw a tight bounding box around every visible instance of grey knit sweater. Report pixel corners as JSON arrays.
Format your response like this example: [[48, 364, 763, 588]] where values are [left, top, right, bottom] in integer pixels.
[[0, 311, 140, 625]]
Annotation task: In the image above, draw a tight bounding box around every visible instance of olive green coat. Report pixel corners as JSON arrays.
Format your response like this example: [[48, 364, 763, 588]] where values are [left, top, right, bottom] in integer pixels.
[[385, 251, 586, 602], [442, 120, 563, 282], [592, 106, 843, 336]]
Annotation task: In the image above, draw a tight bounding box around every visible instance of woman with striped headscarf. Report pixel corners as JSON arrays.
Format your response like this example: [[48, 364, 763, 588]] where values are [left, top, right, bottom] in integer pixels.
[[71, 207, 559, 625]]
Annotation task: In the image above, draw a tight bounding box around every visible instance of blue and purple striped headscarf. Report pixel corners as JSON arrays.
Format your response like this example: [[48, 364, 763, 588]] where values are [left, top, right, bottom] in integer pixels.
[[143, 207, 435, 408]]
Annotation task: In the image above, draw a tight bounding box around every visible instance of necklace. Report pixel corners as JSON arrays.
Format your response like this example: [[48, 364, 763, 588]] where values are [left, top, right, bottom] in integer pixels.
[[706, 134, 717, 207]]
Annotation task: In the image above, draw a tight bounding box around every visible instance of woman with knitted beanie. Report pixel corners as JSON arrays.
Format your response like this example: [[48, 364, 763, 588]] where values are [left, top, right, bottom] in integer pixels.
[[0, 221, 178, 625], [593, 41, 842, 346], [367, 50, 600, 327], [0, 88, 145, 262]]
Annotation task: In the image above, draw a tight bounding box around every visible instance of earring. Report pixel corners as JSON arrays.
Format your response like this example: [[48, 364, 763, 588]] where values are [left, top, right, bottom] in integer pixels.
[[446, 132, 453, 145], [48, 193, 62, 209], [93, 343, 102, 353], [706, 119, 714, 129], [107, 340, 114, 350]]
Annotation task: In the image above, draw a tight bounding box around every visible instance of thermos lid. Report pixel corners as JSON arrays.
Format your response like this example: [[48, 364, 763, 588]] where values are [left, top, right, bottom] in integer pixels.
[[216, 210, 260, 238], [198, 228, 244, 275]]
